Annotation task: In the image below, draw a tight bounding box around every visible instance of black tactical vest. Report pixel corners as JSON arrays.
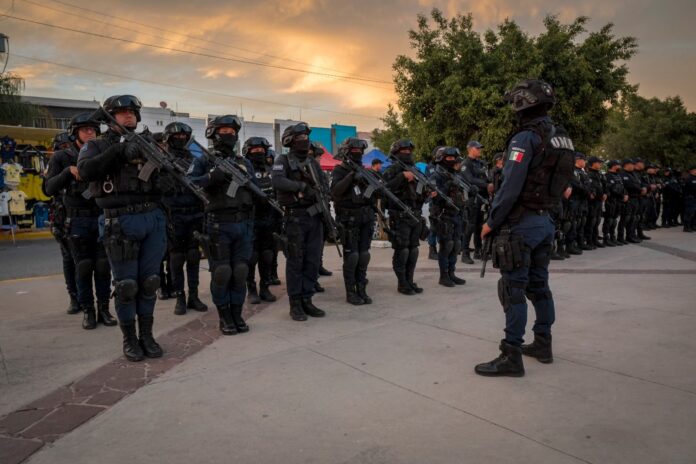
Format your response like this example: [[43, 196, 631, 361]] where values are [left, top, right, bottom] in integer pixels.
[[518, 123, 575, 211]]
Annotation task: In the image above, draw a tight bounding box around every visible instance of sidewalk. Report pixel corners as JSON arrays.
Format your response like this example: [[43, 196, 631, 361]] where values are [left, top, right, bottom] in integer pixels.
[[1, 228, 695, 464]]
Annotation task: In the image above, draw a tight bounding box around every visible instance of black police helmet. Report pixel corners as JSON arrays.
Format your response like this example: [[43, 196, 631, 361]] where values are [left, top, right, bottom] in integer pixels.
[[68, 112, 101, 137], [281, 122, 311, 148], [310, 141, 325, 157], [52, 132, 72, 150], [205, 115, 242, 139], [337, 137, 368, 160], [103, 95, 142, 122], [163, 122, 193, 143], [242, 136, 271, 156], [434, 146, 461, 164], [389, 138, 415, 156], [504, 79, 556, 113]]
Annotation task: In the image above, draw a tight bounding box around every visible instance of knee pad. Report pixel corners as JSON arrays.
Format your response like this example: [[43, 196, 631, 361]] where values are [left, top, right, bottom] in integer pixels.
[[94, 257, 110, 279], [396, 248, 410, 265], [530, 243, 552, 268], [442, 240, 454, 255], [525, 280, 552, 303], [114, 279, 138, 304], [186, 247, 201, 266], [357, 251, 371, 269], [212, 264, 232, 287], [343, 252, 359, 272], [140, 275, 161, 299], [232, 262, 249, 284], [169, 251, 186, 271], [452, 239, 461, 256], [76, 259, 94, 280], [497, 277, 526, 312]]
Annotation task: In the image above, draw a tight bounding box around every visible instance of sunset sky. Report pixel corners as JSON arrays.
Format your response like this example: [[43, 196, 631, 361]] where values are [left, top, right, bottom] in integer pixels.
[[0, 0, 693, 131]]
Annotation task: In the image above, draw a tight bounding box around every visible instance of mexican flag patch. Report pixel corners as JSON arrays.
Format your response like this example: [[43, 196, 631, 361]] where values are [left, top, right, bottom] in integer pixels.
[[509, 150, 524, 163]]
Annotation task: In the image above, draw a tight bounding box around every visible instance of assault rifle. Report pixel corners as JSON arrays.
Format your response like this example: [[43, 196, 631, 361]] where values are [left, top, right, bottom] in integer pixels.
[[480, 233, 494, 278], [436, 165, 490, 206], [293, 155, 342, 258], [187, 139, 284, 216], [91, 107, 210, 205], [387, 153, 460, 212], [342, 158, 419, 224]]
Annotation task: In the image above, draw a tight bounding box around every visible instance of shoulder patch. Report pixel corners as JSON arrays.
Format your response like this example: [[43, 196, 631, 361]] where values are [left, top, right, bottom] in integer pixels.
[[508, 149, 525, 163], [272, 164, 284, 171]]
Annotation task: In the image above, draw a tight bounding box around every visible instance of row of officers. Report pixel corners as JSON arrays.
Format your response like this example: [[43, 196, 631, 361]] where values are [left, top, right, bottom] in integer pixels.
[[45, 91, 696, 368]]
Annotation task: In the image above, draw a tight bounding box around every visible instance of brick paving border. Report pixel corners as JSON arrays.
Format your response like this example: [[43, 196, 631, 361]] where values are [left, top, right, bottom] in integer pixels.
[[0, 301, 274, 464]]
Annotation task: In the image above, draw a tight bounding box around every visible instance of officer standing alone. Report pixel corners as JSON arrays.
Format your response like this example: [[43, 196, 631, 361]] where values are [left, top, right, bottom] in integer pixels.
[[475, 79, 575, 377]]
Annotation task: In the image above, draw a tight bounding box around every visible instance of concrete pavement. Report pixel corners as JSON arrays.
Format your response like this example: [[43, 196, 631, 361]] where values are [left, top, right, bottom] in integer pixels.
[[1, 227, 695, 463]]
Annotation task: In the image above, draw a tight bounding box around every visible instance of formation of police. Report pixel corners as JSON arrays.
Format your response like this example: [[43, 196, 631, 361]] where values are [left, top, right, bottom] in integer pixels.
[[45, 83, 696, 375]]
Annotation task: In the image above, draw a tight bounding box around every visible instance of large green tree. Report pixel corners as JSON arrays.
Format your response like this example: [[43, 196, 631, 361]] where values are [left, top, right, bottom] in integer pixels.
[[600, 93, 696, 168], [390, 9, 637, 159], [0, 72, 41, 126]]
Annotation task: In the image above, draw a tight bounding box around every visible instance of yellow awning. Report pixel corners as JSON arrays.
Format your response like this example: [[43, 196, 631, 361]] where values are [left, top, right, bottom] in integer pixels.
[[0, 125, 61, 146]]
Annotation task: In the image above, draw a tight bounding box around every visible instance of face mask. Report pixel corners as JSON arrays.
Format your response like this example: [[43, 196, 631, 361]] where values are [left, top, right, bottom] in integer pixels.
[[349, 151, 363, 163], [397, 153, 414, 165], [169, 138, 187, 150], [249, 152, 265, 165], [214, 134, 238, 153], [291, 138, 311, 153]]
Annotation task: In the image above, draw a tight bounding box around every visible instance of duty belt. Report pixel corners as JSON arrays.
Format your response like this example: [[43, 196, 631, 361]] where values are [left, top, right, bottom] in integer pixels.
[[286, 205, 321, 217], [207, 209, 253, 222], [66, 206, 101, 218], [167, 205, 204, 215], [103, 202, 159, 219]]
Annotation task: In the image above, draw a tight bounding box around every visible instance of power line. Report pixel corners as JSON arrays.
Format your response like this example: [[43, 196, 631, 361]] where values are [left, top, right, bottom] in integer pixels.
[[0, 13, 390, 84], [17, 0, 391, 89], [11, 52, 385, 121]]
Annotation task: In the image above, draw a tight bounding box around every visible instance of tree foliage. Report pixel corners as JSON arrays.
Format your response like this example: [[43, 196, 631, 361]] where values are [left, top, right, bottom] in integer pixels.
[[371, 104, 409, 153], [389, 9, 637, 160], [0, 72, 42, 126], [599, 93, 696, 169]]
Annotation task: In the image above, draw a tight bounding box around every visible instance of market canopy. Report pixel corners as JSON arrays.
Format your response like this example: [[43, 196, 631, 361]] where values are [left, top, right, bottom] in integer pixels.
[[319, 151, 341, 171]]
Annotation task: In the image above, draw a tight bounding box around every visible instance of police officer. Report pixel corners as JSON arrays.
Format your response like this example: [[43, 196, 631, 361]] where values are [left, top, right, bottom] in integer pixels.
[[188, 115, 253, 335], [78, 95, 170, 362], [266, 148, 283, 286], [271, 123, 326, 321], [584, 156, 606, 248], [430, 147, 468, 287], [634, 158, 651, 240], [619, 159, 644, 243], [565, 153, 590, 254], [490, 153, 505, 193], [602, 160, 627, 246], [331, 138, 375, 305], [683, 165, 696, 232], [46, 132, 79, 315], [661, 168, 681, 227], [460, 141, 493, 264], [152, 131, 174, 302], [161, 122, 208, 315], [645, 163, 661, 229], [310, 141, 332, 290], [243, 136, 280, 305], [475, 79, 574, 377], [382, 139, 429, 295], [45, 117, 116, 328]]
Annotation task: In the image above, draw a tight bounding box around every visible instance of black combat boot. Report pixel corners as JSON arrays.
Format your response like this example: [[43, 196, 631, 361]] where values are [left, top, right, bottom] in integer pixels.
[[474, 341, 525, 377], [230, 304, 249, 333], [638, 232, 651, 240], [357, 282, 372, 304], [461, 250, 474, 264], [627, 236, 641, 243], [187, 289, 208, 311], [259, 283, 277, 302], [473, 248, 482, 260], [550, 245, 564, 260], [409, 281, 424, 294], [438, 271, 455, 287], [397, 275, 415, 295], [157, 288, 171, 300], [318, 266, 333, 277], [120, 322, 144, 362], [67, 293, 80, 315], [174, 291, 187, 315], [595, 239, 605, 248], [314, 281, 325, 293], [301, 298, 326, 317], [216, 304, 238, 335], [289, 297, 307, 321], [138, 315, 163, 358], [346, 284, 365, 305], [428, 245, 437, 260], [580, 240, 593, 251], [269, 268, 281, 286], [603, 236, 615, 247], [97, 301, 117, 326], [567, 243, 583, 255], [82, 305, 97, 330], [448, 270, 466, 285], [521, 333, 553, 363], [246, 282, 261, 305]]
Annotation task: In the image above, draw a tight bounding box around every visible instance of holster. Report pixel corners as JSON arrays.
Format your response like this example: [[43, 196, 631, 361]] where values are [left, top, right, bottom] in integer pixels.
[[491, 231, 530, 271]]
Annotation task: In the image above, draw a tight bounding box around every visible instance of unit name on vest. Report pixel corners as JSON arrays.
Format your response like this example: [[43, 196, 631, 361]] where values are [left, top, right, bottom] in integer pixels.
[[550, 136, 574, 150]]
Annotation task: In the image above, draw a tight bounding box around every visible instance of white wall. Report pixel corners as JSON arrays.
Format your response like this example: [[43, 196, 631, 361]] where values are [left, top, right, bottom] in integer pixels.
[[239, 121, 275, 150]]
